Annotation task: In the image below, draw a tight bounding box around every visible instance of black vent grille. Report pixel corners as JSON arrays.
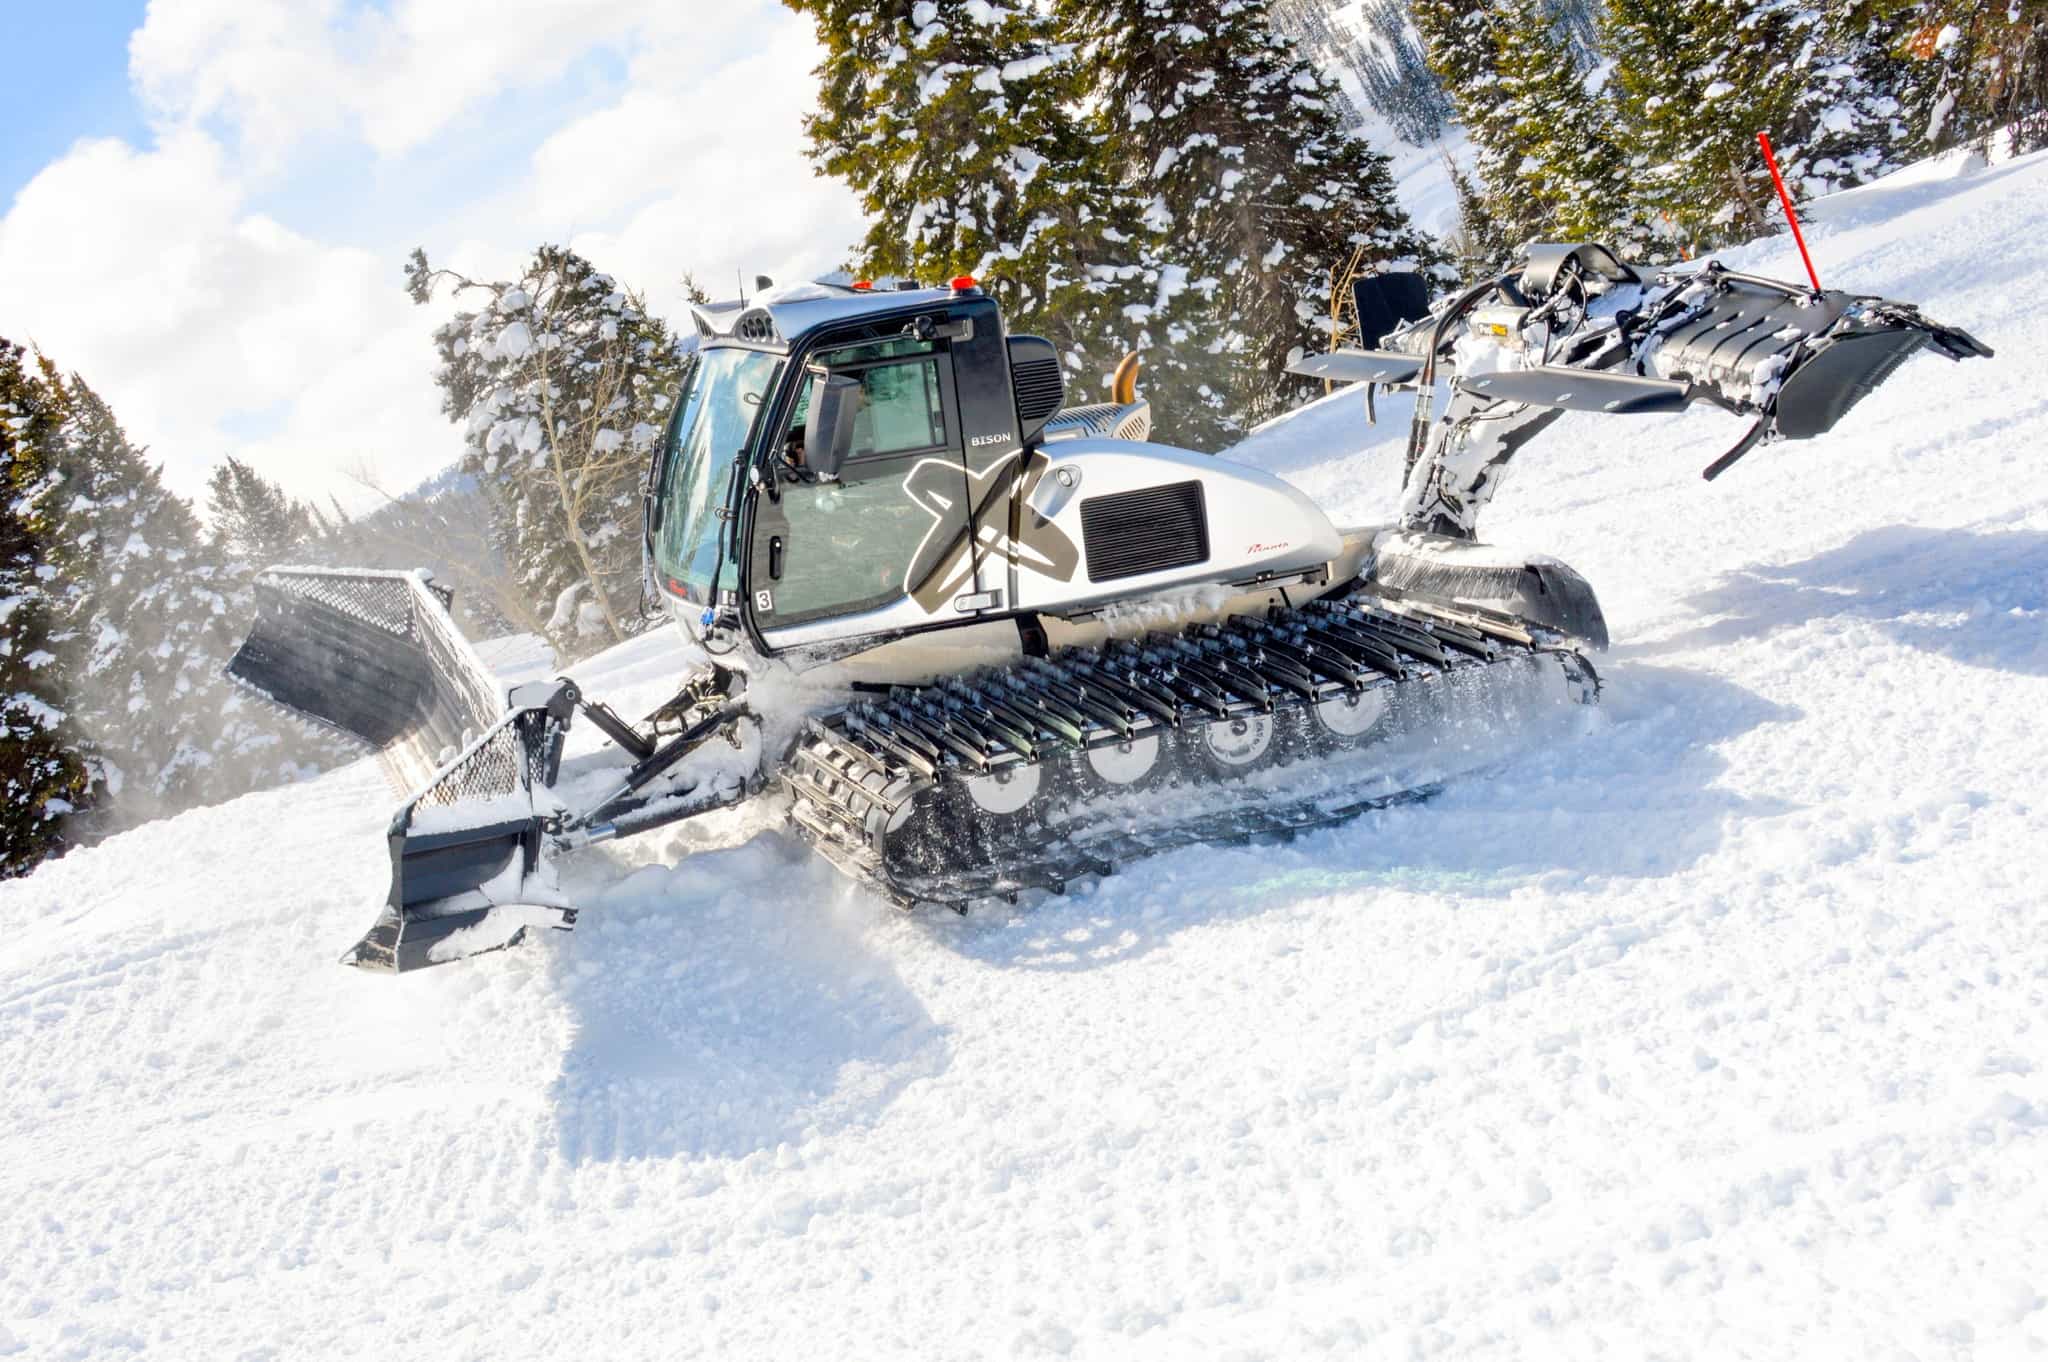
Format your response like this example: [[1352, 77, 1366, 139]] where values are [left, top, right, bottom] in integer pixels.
[[1079, 481, 1209, 583], [735, 308, 778, 343], [1012, 356, 1065, 423]]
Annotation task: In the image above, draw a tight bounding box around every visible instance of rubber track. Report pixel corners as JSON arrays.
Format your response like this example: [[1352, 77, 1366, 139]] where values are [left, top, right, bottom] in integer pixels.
[[779, 586, 1596, 910]]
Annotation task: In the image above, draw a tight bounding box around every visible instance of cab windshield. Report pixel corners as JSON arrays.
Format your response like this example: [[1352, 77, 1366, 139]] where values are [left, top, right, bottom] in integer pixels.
[[653, 346, 782, 598]]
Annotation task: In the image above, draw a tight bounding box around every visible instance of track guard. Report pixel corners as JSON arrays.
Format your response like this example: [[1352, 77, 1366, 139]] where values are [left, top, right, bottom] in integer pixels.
[[1368, 531, 1609, 650]]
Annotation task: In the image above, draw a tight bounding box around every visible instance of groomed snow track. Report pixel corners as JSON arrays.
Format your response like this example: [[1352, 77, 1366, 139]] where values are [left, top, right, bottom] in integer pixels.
[[784, 587, 1598, 908]]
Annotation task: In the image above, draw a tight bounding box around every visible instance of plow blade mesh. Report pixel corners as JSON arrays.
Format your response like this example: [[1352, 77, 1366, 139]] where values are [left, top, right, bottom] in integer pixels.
[[227, 568, 505, 793]]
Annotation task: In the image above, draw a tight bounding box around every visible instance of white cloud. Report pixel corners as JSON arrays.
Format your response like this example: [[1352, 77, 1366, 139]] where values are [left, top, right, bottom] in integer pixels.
[[127, 0, 767, 164], [0, 129, 456, 505], [0, 0, 866, 514], [128, 0, 357, 167], [534, 20, 866, 315]]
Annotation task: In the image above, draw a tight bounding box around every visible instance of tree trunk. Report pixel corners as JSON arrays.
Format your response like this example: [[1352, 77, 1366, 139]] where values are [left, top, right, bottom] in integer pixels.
[[1727, 162, 1767, 242], [538, 351, 627, 648]]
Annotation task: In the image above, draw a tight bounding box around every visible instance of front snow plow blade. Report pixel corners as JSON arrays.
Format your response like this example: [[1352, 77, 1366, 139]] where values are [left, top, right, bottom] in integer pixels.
[[229, 568, 577, 971], [229, 567, 754, 971]]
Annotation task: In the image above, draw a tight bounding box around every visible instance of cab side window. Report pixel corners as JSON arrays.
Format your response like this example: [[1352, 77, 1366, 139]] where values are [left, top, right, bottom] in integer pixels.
[[853, 359, 945, 455], [783, 338, 948, 464]]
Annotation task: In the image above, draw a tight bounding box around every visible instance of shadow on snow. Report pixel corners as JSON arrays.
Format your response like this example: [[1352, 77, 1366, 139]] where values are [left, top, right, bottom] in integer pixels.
[[1626, 525, 2048, 676], [530, 614, 1847, 1154], [908, 660, 1796, 975], [539, 832, 947, 1166]]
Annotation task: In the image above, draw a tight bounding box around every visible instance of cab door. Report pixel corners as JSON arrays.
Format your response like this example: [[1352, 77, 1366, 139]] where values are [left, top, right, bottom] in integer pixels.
[[749, 335, 976, 648]]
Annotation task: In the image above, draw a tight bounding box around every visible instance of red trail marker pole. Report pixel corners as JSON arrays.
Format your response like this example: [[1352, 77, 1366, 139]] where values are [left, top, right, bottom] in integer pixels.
[[1757, 131, 1822, 292]]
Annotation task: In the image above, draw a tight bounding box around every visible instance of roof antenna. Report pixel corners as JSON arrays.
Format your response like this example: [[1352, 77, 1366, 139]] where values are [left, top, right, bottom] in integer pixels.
[[736, 268, 746, 306]]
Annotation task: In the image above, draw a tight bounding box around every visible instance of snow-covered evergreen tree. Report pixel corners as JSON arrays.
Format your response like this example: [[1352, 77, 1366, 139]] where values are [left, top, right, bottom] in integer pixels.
[[1269, 1, 1457, 146], [1859, 0, 2048, 152], [204, 456, 324, 566], [50, 378, 350, 836], [1353, 0, 1458, 145], [1603, 0, 1910, 249], [1410, 0, 1503, 100], [1268, 0, 1374, 131], [1070, 0, 1437, 430], [785, 0, 1152, 407], [407, 245, 682, 657], [1491, 0, 1652, 250], [1412, 0, 1550, 253], [1445, 153, 1514, 277], [1548, 0, 1603, 63], [1804, 9, 1928, 183], [0, 339, 90, 875]]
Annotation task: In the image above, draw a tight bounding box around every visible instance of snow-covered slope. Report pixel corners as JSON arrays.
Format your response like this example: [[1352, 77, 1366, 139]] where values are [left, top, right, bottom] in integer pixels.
[[1379, 124, 1467, 237], [5, 153, 2046, 1360]]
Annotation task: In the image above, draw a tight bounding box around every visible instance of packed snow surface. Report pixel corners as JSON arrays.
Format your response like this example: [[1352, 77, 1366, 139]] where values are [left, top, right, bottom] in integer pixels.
[[6, 153, 2048, 1359]]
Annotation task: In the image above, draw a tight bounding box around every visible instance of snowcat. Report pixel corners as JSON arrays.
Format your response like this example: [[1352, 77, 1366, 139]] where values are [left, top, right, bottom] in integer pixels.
[[229, 250, 1989, 971]]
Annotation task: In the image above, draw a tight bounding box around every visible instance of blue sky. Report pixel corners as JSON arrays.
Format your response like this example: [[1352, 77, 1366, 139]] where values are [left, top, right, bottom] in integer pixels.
[[0, 1, 863, 506], [0, 2, 629, 249], [1, 4, 150, 201]]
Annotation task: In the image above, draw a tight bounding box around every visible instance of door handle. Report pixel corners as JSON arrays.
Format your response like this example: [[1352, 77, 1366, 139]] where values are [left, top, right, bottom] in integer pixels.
[[769, 535, 784, 580]]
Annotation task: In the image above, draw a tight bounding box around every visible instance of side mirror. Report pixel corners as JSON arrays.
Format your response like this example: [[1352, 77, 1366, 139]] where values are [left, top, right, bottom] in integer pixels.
[[804, 370, 861, 480]]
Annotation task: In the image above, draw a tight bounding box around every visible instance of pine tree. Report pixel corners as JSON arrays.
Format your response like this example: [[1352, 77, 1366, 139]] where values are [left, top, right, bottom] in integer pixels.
[[1445, 156, 1513, 276], [1070, 0, 1438, 430], [1603, 0, 1909, 250], [1852, 1, 2048, 153], [1411, 0, 1504, 99], [783, 0, 1153, 414], [51, 378, 350, 836], [1353, 0, 1458, 145], [0, 338, 91, 874], [1268, 0, 1373, 133], [407, 245, 683, 656], [204, 456, 323, 565], [1413, 0, 1549, 252], [1491, 0, 1651, 250], [1802, 9, 1923, 188], [1414, 1, 1648, 258], [1549, 0, 1603, 62]]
